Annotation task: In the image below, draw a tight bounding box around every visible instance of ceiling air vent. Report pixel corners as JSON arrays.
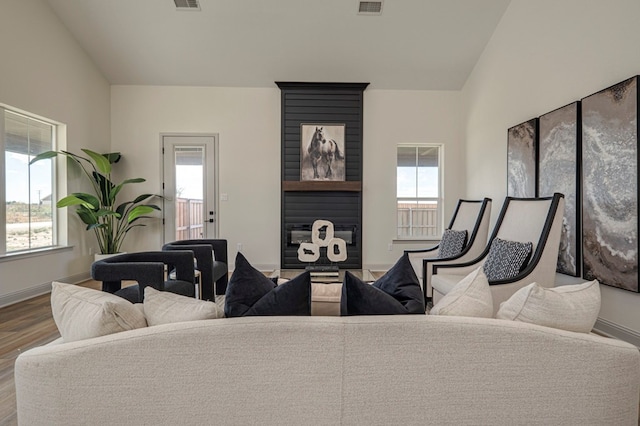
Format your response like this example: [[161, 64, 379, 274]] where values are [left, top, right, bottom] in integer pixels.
[[174, 0, 200, 11], [358, 1, 383, 15]]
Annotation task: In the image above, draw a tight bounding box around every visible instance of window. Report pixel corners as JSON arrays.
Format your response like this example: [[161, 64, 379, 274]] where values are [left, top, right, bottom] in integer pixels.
[[1, 108, 56, 255], [397, 144, 442, 238]]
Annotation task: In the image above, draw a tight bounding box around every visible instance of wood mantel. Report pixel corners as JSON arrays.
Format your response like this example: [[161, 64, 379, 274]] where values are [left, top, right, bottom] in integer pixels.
[[282, 181, 362, 192]]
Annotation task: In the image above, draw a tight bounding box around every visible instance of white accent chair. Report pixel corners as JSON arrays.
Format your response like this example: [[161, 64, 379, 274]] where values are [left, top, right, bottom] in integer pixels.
[[431, 193, 565, 316], [405, 198, 492, 302]]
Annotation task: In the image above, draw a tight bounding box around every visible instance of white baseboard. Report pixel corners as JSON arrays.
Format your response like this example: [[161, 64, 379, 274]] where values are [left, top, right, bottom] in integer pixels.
[[363, 264, 393, 272], [0, 271, 91, 308], [593, 318, 640, 348]]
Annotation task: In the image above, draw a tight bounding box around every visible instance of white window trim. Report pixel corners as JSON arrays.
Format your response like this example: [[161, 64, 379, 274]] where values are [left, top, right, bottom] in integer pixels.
[[396, 143, 444, 240], [0, 105, 67, 259]]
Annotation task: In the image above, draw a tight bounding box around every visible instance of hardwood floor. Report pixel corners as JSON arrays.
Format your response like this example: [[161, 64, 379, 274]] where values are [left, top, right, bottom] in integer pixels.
[[0, 280, 101, 426]]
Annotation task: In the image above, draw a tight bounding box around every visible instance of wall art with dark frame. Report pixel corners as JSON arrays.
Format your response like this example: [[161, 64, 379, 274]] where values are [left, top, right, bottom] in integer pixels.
[[581, 75, 639, 292], [538, 102, 582, 277], [300, 123, 346, 182], [507, 118, 538, 197]]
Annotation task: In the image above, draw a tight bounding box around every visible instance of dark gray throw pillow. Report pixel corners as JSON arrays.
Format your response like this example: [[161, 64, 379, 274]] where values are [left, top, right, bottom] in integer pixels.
[[483, 237, 533, 281], [224, 253, 311, 317], [340, 253, 425, 315], [437, 229, 468, 258]]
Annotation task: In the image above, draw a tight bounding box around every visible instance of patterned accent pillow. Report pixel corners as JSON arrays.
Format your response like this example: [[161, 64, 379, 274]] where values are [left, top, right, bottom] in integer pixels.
[[483, 237, 533, 281], [437, 229, 468, 258]]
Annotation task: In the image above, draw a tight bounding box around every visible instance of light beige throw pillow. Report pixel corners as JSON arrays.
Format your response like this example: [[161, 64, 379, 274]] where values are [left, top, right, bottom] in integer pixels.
[[496, 280, 601, 333], [430, 267, 493, 317], [51, 282, 147, 342], [143, 286, 223, 326]]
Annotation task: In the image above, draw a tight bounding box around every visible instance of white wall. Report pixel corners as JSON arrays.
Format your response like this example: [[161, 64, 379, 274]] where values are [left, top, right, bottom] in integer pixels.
[[0, 0, 111, 304], [111, 87, 464, 271], [363, 90, 463, 269], [110, 86, 281, 270], [462, 0, 640, 336]]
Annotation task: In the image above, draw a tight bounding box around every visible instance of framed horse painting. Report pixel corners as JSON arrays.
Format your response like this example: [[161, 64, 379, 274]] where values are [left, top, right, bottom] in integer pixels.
[[300, 124, 346, 181]]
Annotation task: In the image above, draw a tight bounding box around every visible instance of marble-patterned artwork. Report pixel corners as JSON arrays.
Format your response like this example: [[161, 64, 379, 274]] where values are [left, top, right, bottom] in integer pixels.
[[582, 76, 639, 292], [538, 102, 581, 277], [507, 118, 537, 197]]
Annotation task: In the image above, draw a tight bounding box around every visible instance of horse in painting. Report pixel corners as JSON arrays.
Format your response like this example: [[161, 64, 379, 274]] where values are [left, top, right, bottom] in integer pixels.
[[307, 127, 344, 179]]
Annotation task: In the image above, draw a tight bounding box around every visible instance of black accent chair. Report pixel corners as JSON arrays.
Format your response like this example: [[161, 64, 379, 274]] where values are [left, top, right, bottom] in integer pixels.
[[91, 251, 196, 303], [162, 239, 228, 301]]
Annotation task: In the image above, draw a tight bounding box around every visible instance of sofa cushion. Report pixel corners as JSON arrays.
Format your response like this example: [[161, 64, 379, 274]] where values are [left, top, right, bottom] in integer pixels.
[[311, 283, 342, 316], [50, 282, 147, 342], [225, 252, 311, 317], [341, 253, 424, 315], [143, 287, 224, 326], [483, 237, 533, 281], [437, 229, 468, 258], [496, 280, 601, 333], [430, 267, 493, 317]]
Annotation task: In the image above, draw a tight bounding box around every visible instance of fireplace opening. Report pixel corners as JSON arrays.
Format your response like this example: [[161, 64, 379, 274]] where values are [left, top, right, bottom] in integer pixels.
[[287, 224, 356, 247]]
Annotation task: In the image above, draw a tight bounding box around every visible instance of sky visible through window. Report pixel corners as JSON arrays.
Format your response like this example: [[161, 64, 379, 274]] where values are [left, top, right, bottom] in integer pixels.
[[7, 161, 437, 203], [5, 152, 52, 203], [397, 166, 438, 198], [6, 158, 203, 203], [176, 165, 203, 199]]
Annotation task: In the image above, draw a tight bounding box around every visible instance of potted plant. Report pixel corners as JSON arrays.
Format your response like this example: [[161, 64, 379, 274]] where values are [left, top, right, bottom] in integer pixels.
[[30, 149, 161, 255]]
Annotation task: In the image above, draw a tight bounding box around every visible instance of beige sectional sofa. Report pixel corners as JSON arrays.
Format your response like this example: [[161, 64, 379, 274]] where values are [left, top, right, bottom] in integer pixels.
[[15, 314, 640, 425]]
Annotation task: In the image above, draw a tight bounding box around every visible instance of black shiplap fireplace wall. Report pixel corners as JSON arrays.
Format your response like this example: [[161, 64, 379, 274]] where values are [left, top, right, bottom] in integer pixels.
[[277, 82, 369, 269]]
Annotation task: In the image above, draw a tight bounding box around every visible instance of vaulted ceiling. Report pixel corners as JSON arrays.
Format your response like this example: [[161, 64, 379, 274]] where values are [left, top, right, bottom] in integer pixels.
[[45, 0, 511, 90]]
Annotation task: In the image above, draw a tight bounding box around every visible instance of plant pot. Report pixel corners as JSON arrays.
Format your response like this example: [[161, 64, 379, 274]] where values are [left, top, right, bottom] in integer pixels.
[[94, 252, 126, 262]]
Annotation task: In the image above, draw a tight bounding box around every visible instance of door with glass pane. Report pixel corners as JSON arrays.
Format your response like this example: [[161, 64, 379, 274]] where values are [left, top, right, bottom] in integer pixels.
[[162, 135, 218, 243]]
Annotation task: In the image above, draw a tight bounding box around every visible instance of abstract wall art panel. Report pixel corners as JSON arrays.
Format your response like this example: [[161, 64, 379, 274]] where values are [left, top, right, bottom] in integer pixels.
[[507, 118, 538, 198], [538, 102, 581, 277], [581, 76, 639, 292]]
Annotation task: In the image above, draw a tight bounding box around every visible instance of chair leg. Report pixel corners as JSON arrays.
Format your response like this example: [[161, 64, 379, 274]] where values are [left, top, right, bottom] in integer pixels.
[[102, 281, 121, 294], [215, 275, 228, 296]]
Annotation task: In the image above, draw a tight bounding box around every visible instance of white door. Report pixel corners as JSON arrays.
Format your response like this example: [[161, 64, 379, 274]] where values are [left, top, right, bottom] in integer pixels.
[[162, 134, 218, 243]]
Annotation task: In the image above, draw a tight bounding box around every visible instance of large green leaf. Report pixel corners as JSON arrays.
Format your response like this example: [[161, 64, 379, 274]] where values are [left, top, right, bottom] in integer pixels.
[[104, 152, 121, 164], [123, 178, 145, 184], [72, 193, 102, 209], [127, 205, 157, 223], [133, 193, 154, 203], [115, 201, 132, 217], [76, 206, 98, 226], [95, 209, 119, 218], [82, 149, 112, 175], [29, 151, 58, 165], [108, 178, 146, 201], [57, 195, 96, 209], [92, 171, 115, 205]]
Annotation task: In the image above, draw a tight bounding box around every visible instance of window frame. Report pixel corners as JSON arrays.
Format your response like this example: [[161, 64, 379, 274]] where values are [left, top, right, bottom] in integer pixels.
[[1, 105, 62, 258], [396, 143, 444, 240]]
